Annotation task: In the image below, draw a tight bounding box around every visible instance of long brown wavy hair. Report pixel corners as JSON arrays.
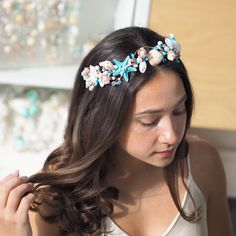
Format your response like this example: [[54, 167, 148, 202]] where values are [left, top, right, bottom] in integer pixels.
[[29, 27, 199, 235]]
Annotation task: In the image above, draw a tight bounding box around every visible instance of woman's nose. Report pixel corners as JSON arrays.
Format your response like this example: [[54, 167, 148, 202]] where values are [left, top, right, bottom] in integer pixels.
[[157, 116, 178, 145]]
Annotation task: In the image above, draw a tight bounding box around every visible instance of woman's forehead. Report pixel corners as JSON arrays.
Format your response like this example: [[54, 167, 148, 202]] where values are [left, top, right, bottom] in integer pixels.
[[133, 71, 186, 113]]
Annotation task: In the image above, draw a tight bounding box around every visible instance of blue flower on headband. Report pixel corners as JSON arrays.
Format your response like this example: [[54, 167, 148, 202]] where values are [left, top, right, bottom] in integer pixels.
[[112, 56, 137, 82]]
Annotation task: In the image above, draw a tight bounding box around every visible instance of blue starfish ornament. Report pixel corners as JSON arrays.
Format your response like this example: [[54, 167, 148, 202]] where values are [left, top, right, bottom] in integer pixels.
[[112, 56, 137, 82]]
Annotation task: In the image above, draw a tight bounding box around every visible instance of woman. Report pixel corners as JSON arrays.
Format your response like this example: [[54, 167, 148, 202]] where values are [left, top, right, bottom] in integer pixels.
[[0, 27, 233, 236]]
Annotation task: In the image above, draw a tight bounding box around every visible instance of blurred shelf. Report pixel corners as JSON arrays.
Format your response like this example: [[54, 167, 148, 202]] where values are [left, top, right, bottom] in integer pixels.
[[0, 65, 78, 89], [0, 144, 50, 178]]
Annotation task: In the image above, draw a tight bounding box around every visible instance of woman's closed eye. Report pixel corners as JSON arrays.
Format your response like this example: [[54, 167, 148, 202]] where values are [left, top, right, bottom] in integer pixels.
[[139, 119, 160, 127], [139, 109, 186, 127]]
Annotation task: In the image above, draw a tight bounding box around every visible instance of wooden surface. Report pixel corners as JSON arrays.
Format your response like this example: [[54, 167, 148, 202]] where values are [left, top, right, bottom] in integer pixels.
[[149, 0, 236, 130]]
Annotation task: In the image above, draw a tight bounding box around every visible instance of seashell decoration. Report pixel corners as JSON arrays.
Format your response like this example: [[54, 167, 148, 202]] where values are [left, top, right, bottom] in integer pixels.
[[167, 50, 176, 61], [165, 38, 174, 49], [139, 61, 147, 73], [137, 47, 147, 59], [81, 33, 181, 91], [148, 49, 164, 66]]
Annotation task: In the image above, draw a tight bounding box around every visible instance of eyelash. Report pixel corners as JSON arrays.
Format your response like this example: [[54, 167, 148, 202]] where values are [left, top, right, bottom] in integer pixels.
[[140, 108, 186, 127], [141, 120, 159, 127]]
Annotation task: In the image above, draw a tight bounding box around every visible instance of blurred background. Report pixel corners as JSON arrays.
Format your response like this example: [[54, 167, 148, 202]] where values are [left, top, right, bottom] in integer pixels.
[[0, 0, 235, 233]]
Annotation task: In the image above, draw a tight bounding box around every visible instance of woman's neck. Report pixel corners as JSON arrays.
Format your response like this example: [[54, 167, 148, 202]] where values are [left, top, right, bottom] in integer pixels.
[[105, 147, 167, 200]]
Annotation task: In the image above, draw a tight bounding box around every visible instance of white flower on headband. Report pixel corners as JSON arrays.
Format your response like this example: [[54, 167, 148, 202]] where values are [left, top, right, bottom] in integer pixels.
[[99, 60, 114, 70], [165, 33, 181, 51], [81, 66, 99, 91], [99, 72, 111, 87], [81, 33, 181, 91], [137, 47, 147, 59]]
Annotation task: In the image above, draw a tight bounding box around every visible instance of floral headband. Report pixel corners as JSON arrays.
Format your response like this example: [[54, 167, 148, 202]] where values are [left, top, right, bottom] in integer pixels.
[[81, 33, 181, 91]]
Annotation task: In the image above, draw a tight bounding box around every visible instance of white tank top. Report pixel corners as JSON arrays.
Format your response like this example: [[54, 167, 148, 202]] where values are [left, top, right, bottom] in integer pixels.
[[104, 155, 208, 236]]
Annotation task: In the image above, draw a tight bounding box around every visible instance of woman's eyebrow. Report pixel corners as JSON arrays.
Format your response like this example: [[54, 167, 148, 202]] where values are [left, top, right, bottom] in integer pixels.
[[134, 94, 187, 116]]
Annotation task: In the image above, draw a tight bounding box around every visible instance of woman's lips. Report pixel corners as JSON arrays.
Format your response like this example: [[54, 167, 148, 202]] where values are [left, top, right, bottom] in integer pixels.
[[155, 148, 175, 158]]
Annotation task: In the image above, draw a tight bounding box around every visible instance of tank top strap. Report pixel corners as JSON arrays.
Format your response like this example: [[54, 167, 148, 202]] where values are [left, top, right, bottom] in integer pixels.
[[186, 154, 193, 179]]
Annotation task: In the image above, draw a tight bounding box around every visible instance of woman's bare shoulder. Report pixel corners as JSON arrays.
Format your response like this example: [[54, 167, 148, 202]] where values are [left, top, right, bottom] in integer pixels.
[[186, 134, 225, 201], [29, 207, 61, 236], [187, 134, 220, 159]]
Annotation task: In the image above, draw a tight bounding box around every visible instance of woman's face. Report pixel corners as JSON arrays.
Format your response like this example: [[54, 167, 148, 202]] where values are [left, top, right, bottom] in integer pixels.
[[118, 70, 187, 168]]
